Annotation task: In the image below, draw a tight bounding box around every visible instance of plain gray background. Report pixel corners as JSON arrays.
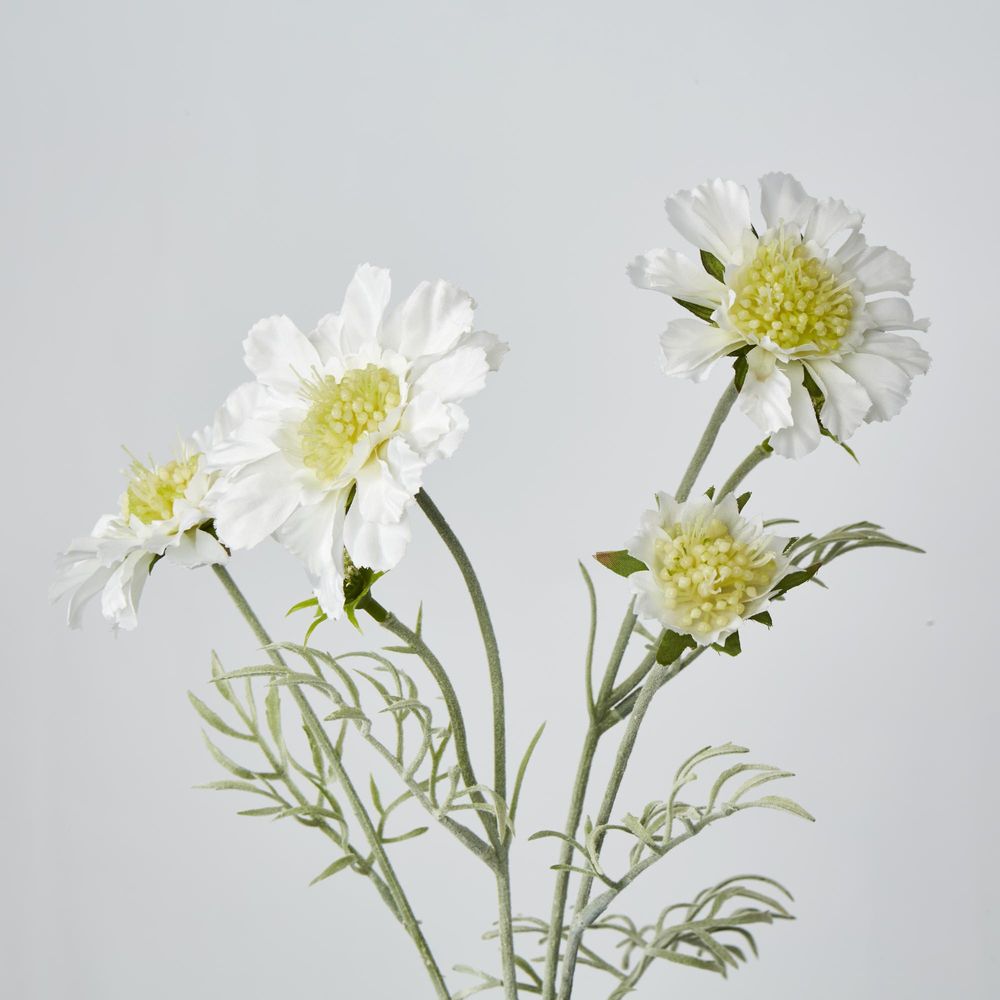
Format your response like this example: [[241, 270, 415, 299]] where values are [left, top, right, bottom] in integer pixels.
[[3, 1, 996, 997]]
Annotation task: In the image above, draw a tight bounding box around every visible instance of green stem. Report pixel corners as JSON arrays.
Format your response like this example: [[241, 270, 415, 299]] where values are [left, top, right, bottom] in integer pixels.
[[717, 440, 773, 499], [413, 490, 517, 1000], [213, 565, 450, 1000], [674, 381, 739, 502]]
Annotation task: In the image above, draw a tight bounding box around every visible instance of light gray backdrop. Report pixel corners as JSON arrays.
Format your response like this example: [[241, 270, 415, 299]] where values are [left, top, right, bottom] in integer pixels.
[[3, 1, 996, 997]]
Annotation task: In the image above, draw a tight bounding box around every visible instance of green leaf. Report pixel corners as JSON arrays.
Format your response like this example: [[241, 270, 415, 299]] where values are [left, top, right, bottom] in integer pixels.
[[774, 563, 821, 596], [656, 630, 696, 665], [309, 856, 354, 886], [201, 733, 258, 780], [712, 631, 741, 657], [509, 722, 546, 825], [673, 298, 716, 324], [821, 425, 860, 462], [187, 691, 253, 741], [748, 610, 772, 628], [700, 249, 726, 282], [736, 491, 751, 512], [381, 826, 429, 845], [286, 596, 318, 617], [594, 550, 647, 578], [744, 794, 815, 822]]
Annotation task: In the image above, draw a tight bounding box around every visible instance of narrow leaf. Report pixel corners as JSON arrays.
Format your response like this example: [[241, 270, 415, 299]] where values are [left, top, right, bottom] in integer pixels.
[[594, 550, 647, 578]]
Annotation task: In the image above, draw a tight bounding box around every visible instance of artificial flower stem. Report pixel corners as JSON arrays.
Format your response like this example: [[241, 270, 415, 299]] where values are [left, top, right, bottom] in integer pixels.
[[674, 381, 739, 502], [556, 647, 704, 1000], [717, 440, 773, 499], [541, 604, 637, 1000], [212, 565, 451, 1000], [415, 488, 507, 804]]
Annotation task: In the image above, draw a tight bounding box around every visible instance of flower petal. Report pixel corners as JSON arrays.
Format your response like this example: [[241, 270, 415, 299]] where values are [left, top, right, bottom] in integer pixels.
[[851, 244, 914, 294], [837, 345, 919, 423], [665, 178, 752, 265], [352, 439, 424, 527], [737, 348, 794, 433], [627, 248, 727, 308], [806, 358, 872, 440], [659, 318, 743, 382], [865, 298, 930, 333], [166, 527, 229, 568], [344, 507, 412, 572], [802, 197, 863, 246], [244, 316, 323, 393], [336, 263, 392, 356], [211, 452, 303, 550], [380, 279, 475, 360], [770, 363, 822, 458], [759, 172, 816, 230], [856, 329, 931, 377], [412, 345, 490, 402], [101, 549, 153, 631]]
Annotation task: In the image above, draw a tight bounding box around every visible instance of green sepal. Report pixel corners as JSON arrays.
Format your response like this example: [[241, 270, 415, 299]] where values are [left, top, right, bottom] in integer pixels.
[[673, 298, 717, 324], [821, 426, 860, 463], [704, 485, 716, 500], [700, 249, 726, 282], [773, 562, 821, 596], [731, 346, 752, 391], [656, 630, 697, 665], [736, 491, 751, 512], [748, 610, 773, 628], [711, 631, 742, 657], [594, 550, 647, 578], [343, 564, 385, 630]]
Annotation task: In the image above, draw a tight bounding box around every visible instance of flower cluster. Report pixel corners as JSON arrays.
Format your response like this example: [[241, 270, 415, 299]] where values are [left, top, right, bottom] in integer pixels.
[[629, 173, 931, 457], [52, 265, 505, 629]]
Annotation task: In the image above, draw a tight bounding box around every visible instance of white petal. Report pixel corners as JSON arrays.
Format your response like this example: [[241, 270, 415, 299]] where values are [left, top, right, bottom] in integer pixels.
[[353, 440, 424, 526], [864, 298, 930, 333], [737, 348, 794, 433], [413, 345, 490, 402], [770, 364, 822, 458], [664, 178, 752, 265], [759, 172, 816, 230], [380, 279, 475, 360], [857, 329, 931, 377], [837, 348, 917, 423], [659, 318, 743, 382], [211, 453, 303, 550], [627, 248, 726, 308], [802, 197, 863, 245], [50, 540, 114, 629], [429, 403, 469, 460], [400, 391, 453, 454], [274, 491, 348, 617], [455, 330, 508, 372], [807, 359, 872, 440], [166, 528, 229, 568], [337, 263, 392, 356], [244, 316, 322, 393], [101, 549, 153, 631], [344, 507, 412, 572], [851, 244, 914, 294]]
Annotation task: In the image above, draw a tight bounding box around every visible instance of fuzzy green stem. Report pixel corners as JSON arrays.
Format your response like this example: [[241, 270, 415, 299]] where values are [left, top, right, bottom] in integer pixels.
[[717, 440, 773, 499], [674, 381, 739, 502], [213, 565, 450, 1000]]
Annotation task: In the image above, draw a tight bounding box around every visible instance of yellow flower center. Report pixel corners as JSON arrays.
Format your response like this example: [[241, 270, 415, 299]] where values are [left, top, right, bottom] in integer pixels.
[[654, 517, 777, 635], [729, 232, 855, 354], [300, 364, 401, 482], [123, 454, 200, 524]]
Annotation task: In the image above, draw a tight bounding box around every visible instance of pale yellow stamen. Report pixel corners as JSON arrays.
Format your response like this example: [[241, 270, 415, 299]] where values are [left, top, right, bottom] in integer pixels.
[[655, 516, 777, 634], [300, 364, 401, 482], [123, 454, 200, 524], [730, 231, 855, 354]]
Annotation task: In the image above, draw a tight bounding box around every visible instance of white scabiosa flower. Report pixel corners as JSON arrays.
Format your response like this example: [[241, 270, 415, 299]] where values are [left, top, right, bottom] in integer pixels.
[[627, 493, 791, 646], [629, 174, 931, 458], [206, 264, 506, 618], [47, 386, 257, 629]]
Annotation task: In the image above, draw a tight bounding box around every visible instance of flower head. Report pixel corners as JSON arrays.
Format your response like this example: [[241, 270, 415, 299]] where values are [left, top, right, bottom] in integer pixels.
[[629, 174, 931, 458], [48, 385, 256, 630], [628, 492, 790, 646], [206, 264, 506, 618]]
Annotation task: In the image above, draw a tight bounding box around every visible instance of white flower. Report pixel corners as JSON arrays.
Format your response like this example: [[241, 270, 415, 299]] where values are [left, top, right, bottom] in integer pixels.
[[206, 264, 506, 618], [627, 492, 791, 646], [629, 174, 931, 458], [48, 386, 256, 630]]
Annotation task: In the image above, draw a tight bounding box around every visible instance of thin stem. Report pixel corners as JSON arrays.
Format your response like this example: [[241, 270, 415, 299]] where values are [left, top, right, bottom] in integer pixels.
[[413, 491, 517, 1000], [717, 440, 773, 499], [674, 381, 739, 502], [213, 565, 450, 1000]]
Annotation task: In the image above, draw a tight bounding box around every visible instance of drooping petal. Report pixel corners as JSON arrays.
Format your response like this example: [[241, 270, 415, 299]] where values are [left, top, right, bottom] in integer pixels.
[[50, 539, 114, 629], [167, 527, 230, 568], [274, 490, 349, 617], [380, 279, 475, 360], [807, 358, 872, 441], [244, 316, 323, 394], [211, 452, 304, 550], [865, 298, 930, 333], [837, 347, 918, 423], [101, 548, 153, 631], [626, 248, 727, 308], [759, 172, 816, 230], [737, 348, 794, 433], [665, 178, 752, 265], [770, 363, 822, 458], [659, 318, 743, 382]]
